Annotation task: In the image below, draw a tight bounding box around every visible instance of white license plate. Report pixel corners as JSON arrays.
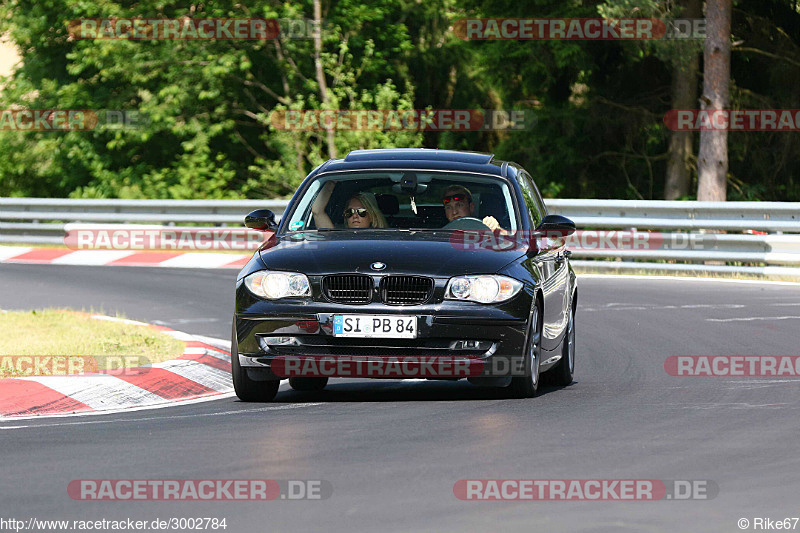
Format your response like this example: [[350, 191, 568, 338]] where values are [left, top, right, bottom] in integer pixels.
[[333, 315, 417, 338]]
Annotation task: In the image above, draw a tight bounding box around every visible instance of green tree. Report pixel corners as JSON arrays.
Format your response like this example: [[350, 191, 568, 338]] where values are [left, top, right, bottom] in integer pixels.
[[0, 0, 423, 199]]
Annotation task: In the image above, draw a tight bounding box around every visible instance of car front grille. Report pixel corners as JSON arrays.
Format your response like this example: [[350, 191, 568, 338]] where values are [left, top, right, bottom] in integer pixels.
[[322, 274, 373, 304], [380, 275, 434, 305]]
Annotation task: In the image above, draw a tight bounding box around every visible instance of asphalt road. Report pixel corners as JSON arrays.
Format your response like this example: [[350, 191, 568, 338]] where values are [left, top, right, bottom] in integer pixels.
[[1, 263, 799, 533]]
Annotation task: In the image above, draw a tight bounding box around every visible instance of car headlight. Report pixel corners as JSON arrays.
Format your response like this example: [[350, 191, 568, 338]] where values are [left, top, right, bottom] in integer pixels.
[[244, 271, 310, 300], [445, 275, 523, 304]]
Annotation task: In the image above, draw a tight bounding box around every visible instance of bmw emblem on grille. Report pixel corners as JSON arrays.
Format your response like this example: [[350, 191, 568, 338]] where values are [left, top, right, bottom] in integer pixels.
[[371, 262, 386, 271]]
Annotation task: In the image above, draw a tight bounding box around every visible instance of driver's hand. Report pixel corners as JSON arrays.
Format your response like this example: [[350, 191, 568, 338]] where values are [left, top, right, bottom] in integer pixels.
[[482, 216, 500, 231], [312, 181, 337, 215]]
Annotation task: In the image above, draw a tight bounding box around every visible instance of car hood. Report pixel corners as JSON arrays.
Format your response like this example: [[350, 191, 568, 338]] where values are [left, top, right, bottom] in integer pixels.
[[258, 230, 528, 277]]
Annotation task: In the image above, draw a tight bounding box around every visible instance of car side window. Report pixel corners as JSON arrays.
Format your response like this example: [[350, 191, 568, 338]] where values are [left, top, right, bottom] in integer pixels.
[[516, 171, 545, 228]]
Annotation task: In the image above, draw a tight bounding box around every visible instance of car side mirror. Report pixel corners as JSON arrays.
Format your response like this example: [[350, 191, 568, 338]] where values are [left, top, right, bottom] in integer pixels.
[[536, 214, 576, 237], [245, 209, 278, 231]]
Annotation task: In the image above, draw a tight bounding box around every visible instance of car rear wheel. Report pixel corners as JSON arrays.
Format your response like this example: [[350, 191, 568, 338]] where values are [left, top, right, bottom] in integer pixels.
[[289, 377, 329, 391], [549, 309, 575, 387], [231, 323, 280, 402], [509, 305, 541, 398]]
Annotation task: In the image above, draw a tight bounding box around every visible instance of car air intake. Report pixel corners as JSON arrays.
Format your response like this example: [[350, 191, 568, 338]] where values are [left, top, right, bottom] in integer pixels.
[[322, 274, 373, 304], [380, 276, 434, 305]]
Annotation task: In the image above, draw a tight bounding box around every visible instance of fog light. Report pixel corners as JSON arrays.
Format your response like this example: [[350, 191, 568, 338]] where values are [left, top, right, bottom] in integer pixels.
[[451, 340, 489, 351], [260, 336, 300, 349]]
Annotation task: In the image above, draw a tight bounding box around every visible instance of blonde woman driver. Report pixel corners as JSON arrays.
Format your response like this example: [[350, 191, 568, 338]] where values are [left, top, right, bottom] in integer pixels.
[[311, 181, 388, 229]]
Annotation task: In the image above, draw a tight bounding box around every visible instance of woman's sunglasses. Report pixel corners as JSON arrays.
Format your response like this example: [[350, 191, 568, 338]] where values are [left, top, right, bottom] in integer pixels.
[[344, 207, 369, 218], [442, 194, 471, 206]]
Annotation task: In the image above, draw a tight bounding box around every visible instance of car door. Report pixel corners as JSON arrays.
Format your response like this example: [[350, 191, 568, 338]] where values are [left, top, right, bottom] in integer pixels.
[[518, 170, 568, 351]]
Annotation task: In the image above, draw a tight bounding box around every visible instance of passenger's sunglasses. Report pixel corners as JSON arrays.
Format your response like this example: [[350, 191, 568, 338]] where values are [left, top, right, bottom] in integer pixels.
[[442, 194, 471, 206], [344, 207, 369, 218]]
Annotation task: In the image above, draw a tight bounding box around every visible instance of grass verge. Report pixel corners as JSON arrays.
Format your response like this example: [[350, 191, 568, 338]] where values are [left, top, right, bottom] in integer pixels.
[[0, 309, 185, 378]]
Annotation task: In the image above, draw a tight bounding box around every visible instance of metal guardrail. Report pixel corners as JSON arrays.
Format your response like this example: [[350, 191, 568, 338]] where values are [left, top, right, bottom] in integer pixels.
[[543, 199, 800, 277], [1, 197, 800, 277], [0, 198, 286, 224], [545, 199, 800, 232], [0, 198, 288, 244]]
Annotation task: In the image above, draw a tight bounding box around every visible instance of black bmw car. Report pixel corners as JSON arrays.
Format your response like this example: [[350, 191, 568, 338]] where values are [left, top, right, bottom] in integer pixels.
[[232, 148, 577, 401]]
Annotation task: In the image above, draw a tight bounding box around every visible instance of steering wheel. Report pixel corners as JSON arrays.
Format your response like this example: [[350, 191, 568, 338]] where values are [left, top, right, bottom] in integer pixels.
[[442, 216, 491, 230]]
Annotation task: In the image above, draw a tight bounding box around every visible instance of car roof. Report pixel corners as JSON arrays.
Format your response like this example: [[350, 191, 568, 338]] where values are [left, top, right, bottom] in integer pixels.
[[345, 148, 494, 165], [316, 148, 513, 177]]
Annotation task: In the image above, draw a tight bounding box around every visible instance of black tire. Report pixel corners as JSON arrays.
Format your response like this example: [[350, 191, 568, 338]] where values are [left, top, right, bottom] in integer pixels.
[[231, 323, 279, 402], [548, 308, 575, 387], [509, 304, 541, 398], [289, 377, 329, 391]]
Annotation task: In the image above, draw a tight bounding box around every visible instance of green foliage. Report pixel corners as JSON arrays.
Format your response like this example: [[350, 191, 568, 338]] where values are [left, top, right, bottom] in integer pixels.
[[0, 0, 424, 199], [1, 0, 799, 200]]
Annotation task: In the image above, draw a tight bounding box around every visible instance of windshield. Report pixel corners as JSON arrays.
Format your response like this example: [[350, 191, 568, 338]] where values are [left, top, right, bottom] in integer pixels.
[[285, 171, 519, 232]]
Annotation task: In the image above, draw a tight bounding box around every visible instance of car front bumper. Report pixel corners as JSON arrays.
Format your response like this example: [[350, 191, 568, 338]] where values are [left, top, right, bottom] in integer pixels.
[[234, 284, 533, 379]]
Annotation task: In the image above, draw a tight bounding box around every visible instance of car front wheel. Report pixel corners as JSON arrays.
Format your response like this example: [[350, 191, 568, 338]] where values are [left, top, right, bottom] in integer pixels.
[[231, 323, 280, 402], [509, 305, 541, 398]]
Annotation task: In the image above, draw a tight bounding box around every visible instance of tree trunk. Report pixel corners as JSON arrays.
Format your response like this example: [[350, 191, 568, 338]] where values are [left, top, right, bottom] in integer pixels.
[[313, 0, 337, 159], [696, 0, 731, 201], [664, 0, 701, 200]]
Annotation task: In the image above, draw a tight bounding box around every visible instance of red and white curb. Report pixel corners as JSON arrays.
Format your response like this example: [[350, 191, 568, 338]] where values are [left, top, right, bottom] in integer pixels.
[[0, 246, 250, 269], [0, 316, 235, 419]]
